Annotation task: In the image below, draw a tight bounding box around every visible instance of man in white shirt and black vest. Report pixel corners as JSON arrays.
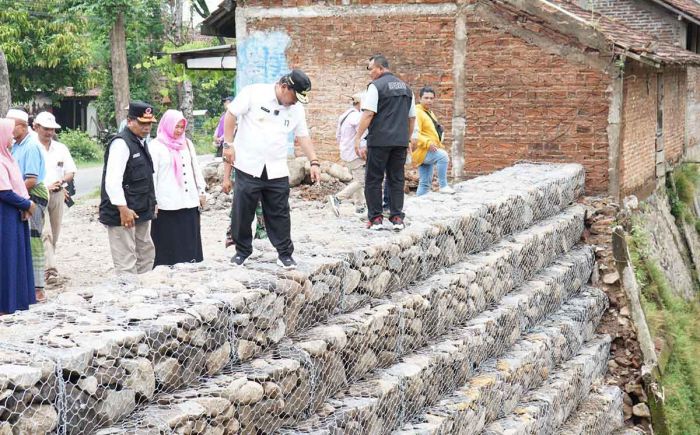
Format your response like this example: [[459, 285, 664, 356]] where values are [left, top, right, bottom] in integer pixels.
[[222, 69, 321, 270], [354, 54, 416, 232], [99, 101, 158, 275]]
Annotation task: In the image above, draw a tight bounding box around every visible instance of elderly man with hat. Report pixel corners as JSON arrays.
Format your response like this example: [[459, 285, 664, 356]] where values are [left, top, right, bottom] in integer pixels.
[[327, 92, 367, 217], [222, 69, 321, 269], [7, 108, 49, 301], [33, 112, 77, 284], [99, 101, 158, 275]]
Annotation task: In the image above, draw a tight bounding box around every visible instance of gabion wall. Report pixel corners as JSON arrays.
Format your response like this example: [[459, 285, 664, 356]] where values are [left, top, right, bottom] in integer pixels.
[[0, 164, 623, 434]]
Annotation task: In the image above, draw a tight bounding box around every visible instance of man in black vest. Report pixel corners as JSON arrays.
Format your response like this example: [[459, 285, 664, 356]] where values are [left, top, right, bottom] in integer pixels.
[[99, 101, 157, 275], [354, 54, 416, 231]]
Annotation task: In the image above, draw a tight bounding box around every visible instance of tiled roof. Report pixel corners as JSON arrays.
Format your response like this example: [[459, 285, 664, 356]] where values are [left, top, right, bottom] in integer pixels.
[[542, 0, 700, 65], [657, 0, 700, 23]]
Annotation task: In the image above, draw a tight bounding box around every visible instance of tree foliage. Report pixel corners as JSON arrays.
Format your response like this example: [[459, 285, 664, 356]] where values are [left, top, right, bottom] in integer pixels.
[[0, 0, 93, 102]]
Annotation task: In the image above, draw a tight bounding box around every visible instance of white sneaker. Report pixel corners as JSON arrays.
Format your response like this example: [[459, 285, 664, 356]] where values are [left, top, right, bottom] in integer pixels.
[[439, 186, 456, 194], [327, 195, 341, 217]]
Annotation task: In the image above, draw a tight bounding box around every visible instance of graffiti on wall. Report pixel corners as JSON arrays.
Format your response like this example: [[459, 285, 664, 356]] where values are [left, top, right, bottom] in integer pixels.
[[236, 30, 295, 154], [236, 31, 291, 91]]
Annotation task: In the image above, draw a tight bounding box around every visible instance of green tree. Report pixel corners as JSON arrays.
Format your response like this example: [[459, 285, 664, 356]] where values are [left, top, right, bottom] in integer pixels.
[[0, 0, 93, 102], [69, 0, 164, 128], [0, 49, 10, 114]]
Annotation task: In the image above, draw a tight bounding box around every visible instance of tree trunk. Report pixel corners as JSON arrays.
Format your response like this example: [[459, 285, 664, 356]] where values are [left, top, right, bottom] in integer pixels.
[[178, 80, 194, 134], [0, 49, 11, 116], [110, 12, 130, 126]]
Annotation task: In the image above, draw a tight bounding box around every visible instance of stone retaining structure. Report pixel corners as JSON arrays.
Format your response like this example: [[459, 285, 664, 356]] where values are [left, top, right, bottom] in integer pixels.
[[556, 386, 625, 435], [97, 243, 594, 434], [0, 163, 623, 434]]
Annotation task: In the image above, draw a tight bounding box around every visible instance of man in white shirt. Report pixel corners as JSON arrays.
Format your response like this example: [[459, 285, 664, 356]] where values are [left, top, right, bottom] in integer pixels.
[[328, 93, 367, 217], [99, 101, 158, 275], [33, 112, 77, 283], [222, 69, 321, 269]]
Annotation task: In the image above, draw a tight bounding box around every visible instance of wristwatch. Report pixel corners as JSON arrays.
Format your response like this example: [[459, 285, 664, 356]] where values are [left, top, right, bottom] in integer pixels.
[[223, 142, 232, 149]]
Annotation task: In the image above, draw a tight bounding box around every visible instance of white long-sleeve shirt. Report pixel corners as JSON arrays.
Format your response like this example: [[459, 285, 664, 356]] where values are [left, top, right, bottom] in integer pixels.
[[149, 138, 206, 210], [104, 138, 139, 207]]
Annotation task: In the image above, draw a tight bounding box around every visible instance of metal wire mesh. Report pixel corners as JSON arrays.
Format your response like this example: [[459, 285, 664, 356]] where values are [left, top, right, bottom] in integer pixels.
[[0, 163, 620, 434]]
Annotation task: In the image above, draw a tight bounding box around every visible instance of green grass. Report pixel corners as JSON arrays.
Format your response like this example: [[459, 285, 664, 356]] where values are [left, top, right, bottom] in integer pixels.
[[75, 186, 101, 204], [670, 164, 700, 227], [76, 160, 102, 169], [629, 212, 700, 435]]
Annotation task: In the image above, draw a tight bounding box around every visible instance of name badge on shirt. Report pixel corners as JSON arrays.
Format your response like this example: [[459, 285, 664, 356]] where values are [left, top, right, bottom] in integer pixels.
[[132, 153, 141, 158]]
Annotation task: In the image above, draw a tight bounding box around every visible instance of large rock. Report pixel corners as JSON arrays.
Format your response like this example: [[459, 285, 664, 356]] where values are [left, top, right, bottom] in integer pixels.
[[327, 163, 353, 182], [288, 157, 307, 187]]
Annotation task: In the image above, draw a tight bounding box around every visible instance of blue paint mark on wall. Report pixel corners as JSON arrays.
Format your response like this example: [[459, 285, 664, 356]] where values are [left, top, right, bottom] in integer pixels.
[[236, 31, 291, 91], [236, 31, 296, 155]]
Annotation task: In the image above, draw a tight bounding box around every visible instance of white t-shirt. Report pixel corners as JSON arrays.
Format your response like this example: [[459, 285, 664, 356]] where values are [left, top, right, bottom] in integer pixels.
[[149, 138, 206, 211], [228, 83, 310, 179], [362, 83, 416, 117], [42, 140, 77, 186]]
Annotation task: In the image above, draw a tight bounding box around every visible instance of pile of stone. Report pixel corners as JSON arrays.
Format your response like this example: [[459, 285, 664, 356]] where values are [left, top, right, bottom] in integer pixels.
[[200, 157, 356, 210], [0, 163, 624, 434]]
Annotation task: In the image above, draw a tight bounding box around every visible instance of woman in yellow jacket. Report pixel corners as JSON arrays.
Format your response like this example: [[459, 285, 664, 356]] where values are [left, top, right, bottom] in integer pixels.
[[412, 86, 455, 196]]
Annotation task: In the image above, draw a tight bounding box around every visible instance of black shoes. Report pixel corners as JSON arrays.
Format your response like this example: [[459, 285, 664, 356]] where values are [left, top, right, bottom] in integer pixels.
[[230, 253, 249, 266], [277, 255, 297, 270]]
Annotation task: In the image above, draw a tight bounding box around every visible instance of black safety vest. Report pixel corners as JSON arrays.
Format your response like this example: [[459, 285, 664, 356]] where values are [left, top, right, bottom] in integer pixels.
[[366, 72, 413, 148], [98, 128, 156, 226]]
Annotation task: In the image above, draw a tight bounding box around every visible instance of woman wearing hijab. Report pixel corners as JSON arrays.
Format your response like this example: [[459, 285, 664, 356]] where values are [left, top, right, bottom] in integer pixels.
[[0, 118, 37, 314], [149, 110, 206, 267]]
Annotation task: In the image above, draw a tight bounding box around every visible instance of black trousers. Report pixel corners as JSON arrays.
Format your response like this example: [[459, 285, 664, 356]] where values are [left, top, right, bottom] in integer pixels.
[[231, 168, 293, 257], [365, 146, 407, 220]]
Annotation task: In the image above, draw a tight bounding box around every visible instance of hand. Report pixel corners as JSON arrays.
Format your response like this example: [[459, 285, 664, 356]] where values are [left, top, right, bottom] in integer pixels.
[[22, 201, 36, 220], [309, 165, 321, 184], [429, 143, 438, 153], [222, 178, 232, 194], [199, 194, 207, 209], [118, 206, 139, 228], [49, 180, 62, 192], [354, 138, 367, 161], [223, 146, 234, 164]]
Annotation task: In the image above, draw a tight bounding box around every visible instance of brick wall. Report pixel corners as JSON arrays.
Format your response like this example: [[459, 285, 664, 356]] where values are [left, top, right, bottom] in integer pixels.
[[245, 14, 456, 162], [618, 64, 688, 197], [463, 11, 612, 193], [237, 1, 691, 196], [619, 63, 659, 197], [582, 0, 686, 45], [687, 67, 700, 148], [664, 68, 687, 164]]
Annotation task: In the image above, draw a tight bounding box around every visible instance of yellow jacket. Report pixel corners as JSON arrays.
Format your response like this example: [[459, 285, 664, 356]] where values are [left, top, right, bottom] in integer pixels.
[[412, 104, 444, 167]]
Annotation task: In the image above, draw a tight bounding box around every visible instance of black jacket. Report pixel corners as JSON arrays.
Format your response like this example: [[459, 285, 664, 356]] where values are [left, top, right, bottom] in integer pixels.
[[367, 72, 413, 148], [98, 128, 156, 226]]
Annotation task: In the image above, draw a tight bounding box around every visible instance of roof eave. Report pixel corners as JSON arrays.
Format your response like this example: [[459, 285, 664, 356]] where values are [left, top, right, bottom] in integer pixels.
[[647, 0, 700, 26], [201, 0, 237, 38]]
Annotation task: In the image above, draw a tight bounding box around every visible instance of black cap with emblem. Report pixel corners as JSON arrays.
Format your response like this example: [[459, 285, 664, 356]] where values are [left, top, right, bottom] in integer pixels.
[[128, 101, 157, 123], [283, 69, 312, 104]]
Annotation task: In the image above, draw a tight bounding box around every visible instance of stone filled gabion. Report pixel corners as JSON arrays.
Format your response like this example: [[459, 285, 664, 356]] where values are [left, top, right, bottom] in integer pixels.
[[555, 385, 625, 435], [0, 163, 621, 434]]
